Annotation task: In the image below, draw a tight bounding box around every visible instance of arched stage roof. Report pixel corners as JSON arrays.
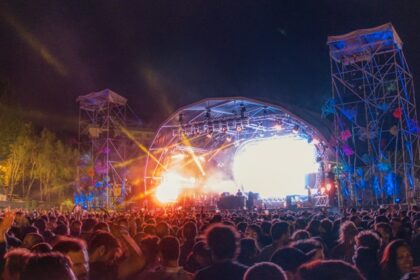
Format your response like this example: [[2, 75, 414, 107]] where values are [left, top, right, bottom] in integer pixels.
[[145, 97, 333, 184]]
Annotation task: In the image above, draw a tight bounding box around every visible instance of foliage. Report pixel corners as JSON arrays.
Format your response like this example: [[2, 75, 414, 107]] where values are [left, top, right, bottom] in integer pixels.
[[0, 83, 79, 203], [0, 115, 78, 203]]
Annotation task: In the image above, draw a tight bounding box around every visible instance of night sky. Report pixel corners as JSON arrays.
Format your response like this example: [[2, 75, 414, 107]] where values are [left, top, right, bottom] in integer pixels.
[[1, 1, 419, 133]]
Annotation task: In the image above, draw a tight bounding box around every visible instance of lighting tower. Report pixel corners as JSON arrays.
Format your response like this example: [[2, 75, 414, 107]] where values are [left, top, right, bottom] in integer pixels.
[[327, 23, 420, 206], [77, 89, 127, 208]]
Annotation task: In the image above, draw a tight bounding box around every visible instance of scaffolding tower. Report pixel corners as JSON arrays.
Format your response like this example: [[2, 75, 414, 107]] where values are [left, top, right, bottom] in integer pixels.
[[76, 89, 127, 208], [327, 23, 420, 206]]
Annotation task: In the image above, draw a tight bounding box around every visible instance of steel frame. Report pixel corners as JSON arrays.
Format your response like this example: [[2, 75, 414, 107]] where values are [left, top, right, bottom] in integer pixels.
[[327, 24, 420, 206], [77, 89, 127, 208], [144, 97, 331, 198]]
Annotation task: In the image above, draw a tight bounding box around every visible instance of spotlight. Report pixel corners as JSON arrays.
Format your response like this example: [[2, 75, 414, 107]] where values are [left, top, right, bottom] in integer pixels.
[[206, 132, 213, 138], [312, 138, 320, 145], [236, 124, 242, 132], [292, 125, 299, 134], [222, 125, 227, 133], [326, 183, 332, 191], [274, 121, 283, 131], [226, 135, 232, 142], [171, 154, 186, 160], [320, 187, 326, 194]]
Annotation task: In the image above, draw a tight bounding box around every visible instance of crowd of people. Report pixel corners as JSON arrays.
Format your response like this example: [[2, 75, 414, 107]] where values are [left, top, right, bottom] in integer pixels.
[[0, 204, 419, 280]]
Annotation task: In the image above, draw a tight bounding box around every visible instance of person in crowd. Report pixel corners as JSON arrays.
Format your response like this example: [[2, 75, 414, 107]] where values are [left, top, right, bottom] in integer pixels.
[[81, 218, 98, 241], [260, 221, 273, 247], [331, 221, 358, 263], [31, 242, 52, 253], [53, 237, 89, 280], [243, 262, 287, 280], [93, 222, 110, 232], [144, 236, 192, 280], [184, 241, 211, 273], [291, 230, 310, 241], [353, 246, 380, 280], [88, 230, 121, 280], [411, 230, 420, 266], [21, 252, 76, 280], [271, 247, 309, 280], [237, 238, 259, 266], [319, 218, 335, 251], [244, 224, 264, 249], [380, 239, 415, 280], [376, 222, 393, 247], [22, 232, 44, 250], [355, 230, 382, 252], [70, 221, 82, 237], [194, 224, 247, 280], [138, 235, 160, 272], [156, 222, 170, 239], [258, 221, 290, 261], [180, 222, 198, 267], [291, 238, 324, 261], [2, 248, 31, 280], [306, 220, 321, 237], [296, 260, 365, 280]]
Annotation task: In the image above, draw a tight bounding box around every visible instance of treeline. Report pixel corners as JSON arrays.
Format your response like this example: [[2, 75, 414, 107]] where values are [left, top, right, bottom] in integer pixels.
[[0, 90, 78, 202]]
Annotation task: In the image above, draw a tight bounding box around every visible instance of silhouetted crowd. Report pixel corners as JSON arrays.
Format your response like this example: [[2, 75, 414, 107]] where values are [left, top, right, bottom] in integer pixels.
[[0, 205, 420, 280]]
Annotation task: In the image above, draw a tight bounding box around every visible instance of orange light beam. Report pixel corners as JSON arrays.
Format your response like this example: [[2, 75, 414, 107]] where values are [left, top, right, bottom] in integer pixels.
[[179, 141, 235, 170], [114, 155, 147, 168], [152, 133, 203, 153], [1, 11, 67, 76], [181, 133, 206, 176], [118, 125, 166, 171]]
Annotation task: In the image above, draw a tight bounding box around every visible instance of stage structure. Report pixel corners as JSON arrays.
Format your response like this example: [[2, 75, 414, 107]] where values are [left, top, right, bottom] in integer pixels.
[[145, 97, 333, 206], [326, 23, 420, 206], [76, 89, 128, 208]]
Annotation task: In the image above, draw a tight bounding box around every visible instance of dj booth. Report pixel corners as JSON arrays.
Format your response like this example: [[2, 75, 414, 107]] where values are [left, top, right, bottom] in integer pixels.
[[217, 195, 246, 210]]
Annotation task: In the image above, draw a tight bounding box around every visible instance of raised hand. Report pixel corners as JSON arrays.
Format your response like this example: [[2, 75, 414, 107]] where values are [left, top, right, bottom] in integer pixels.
[[0, 209, 15, 241]]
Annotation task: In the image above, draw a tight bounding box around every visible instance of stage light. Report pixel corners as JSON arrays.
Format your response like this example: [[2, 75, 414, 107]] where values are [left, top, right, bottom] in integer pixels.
[[274, 121, 283, 131], [292, 125, 299, 134], [326, 183, 332, 191], [155, 171, 196, 203], [236, 124, 242, 132], [312, 138, 320, 145], [171, 153, 186, 160], [226, 135, 232, 142], [320, 187, 326, 194], [233, 137, 319, 198]]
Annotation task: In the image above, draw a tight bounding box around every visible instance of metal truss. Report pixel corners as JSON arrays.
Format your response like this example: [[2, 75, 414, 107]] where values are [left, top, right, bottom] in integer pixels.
[[144, 97, 331, 195], [76, 89, 127, 208], [327, 24, 420, 206]]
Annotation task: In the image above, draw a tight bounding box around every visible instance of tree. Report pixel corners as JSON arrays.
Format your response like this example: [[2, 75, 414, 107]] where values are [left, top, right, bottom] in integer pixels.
[[3, 124, 35, 198]]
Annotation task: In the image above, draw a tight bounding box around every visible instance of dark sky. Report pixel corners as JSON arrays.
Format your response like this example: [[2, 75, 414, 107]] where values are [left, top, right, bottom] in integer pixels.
[[1, 0, 419, 132]]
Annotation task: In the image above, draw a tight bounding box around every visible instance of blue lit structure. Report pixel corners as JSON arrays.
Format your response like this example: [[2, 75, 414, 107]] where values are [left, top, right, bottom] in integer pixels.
[[76, 89, 128, 209], [327, 23, 420, 206]]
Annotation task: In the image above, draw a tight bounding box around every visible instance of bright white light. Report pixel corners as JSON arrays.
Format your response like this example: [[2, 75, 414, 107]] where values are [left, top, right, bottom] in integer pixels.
[[155, 171, 196, 203], [232, 136, 319, 198], [203, 172, 237, 194]]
